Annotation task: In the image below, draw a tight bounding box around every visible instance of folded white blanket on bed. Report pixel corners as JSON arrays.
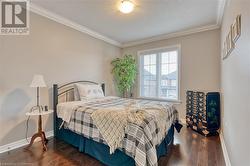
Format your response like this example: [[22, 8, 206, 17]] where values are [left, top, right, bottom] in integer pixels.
[[91, 107, 129, 153], [91, 101, 169, 154]]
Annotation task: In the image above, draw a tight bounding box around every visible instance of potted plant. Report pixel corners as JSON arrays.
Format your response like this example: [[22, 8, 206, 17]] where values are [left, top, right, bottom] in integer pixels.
[[111, 55, 137, 97]]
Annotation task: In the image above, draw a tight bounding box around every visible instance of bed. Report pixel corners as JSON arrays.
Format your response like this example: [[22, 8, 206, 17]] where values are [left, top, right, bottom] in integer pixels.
[[53, 81, 182, 166]]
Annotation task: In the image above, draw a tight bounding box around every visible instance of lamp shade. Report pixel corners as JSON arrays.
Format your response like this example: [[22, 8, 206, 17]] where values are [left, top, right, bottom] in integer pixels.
[[30, 75, 46, 87]]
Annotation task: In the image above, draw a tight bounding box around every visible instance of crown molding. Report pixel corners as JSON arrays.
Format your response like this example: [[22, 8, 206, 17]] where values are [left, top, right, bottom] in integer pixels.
[[121, 24, 220, 48], [29, 3, 122, 47]]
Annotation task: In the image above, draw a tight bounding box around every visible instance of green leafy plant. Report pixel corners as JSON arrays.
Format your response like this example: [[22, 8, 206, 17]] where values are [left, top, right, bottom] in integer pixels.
[[111, 55, 137, 97]]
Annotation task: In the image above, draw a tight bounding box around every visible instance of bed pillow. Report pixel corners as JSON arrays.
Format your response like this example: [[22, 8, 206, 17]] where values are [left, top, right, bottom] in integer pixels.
[[75, 83, 104, 100]]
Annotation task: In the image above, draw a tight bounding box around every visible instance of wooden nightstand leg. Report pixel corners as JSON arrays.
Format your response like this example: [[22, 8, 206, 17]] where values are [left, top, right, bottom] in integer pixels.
[[41, 134, 48, 151], [26, 133, 40, 149], [26, 132, 48, 151], [42, 131, 48, 144]]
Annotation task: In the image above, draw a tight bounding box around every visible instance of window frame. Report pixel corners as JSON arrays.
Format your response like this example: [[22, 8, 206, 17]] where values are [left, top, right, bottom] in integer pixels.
[[138, 45, 181, 102]]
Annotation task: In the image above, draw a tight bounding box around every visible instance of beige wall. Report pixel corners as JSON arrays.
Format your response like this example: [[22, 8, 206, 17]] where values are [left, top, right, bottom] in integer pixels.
[[220, 0, 250, 165], [0, 13, 121, 146], [122, 29, 221, 120]]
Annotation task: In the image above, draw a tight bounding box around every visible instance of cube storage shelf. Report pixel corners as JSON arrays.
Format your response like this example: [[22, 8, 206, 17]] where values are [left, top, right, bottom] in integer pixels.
[[186, 91, 220, 136]]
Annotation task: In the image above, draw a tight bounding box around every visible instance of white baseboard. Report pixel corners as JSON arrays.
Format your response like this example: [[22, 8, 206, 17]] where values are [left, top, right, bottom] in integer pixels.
[[219, 132, 232, 166], [0, 130, 54, 154]]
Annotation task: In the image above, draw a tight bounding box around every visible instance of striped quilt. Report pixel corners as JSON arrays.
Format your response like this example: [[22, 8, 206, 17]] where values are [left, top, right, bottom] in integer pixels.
[[60, 97, 179, 166]]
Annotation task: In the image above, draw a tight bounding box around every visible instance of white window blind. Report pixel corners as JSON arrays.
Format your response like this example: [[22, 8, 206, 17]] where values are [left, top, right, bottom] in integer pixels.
[[139, 46, 180, 101]]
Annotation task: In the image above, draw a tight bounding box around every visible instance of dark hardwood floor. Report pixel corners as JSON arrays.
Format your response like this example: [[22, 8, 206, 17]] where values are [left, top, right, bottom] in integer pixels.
[[0, 126, 225, 166]]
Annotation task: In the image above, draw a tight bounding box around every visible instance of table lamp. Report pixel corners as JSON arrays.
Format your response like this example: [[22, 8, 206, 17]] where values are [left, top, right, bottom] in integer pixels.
[[30, 75, 46, 112]]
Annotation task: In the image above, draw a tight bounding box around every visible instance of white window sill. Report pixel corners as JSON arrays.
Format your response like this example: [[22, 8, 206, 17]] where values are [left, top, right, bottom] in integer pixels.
[[137, 97, 182, 104]]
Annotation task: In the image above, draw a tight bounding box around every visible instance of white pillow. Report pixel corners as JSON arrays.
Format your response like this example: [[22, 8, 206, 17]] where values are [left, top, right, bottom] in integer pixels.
[[75, 83, 104, 100]]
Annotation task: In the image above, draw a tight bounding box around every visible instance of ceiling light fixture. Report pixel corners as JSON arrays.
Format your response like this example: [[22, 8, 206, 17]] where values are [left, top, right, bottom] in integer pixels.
[[119, 0, 134, 14]]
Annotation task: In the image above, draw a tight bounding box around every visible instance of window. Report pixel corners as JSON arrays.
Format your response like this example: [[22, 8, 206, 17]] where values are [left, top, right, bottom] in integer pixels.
[[139, 46, 180, 101]]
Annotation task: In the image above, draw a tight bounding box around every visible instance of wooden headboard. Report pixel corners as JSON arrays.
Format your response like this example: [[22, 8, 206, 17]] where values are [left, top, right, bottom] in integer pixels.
[[52, 81, 105, 136]]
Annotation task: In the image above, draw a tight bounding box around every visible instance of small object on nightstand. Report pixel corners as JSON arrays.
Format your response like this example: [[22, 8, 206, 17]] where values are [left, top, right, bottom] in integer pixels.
[[25, 110, 53, 151], [44, 106, 48, 111]]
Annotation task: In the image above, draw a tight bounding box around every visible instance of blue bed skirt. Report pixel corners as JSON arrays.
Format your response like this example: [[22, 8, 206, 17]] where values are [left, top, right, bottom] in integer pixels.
[[55, 119, 174, 166]]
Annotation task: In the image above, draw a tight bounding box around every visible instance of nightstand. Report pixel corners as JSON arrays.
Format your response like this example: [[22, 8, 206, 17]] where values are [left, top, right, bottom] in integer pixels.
[[25, 110, 53, 151]]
